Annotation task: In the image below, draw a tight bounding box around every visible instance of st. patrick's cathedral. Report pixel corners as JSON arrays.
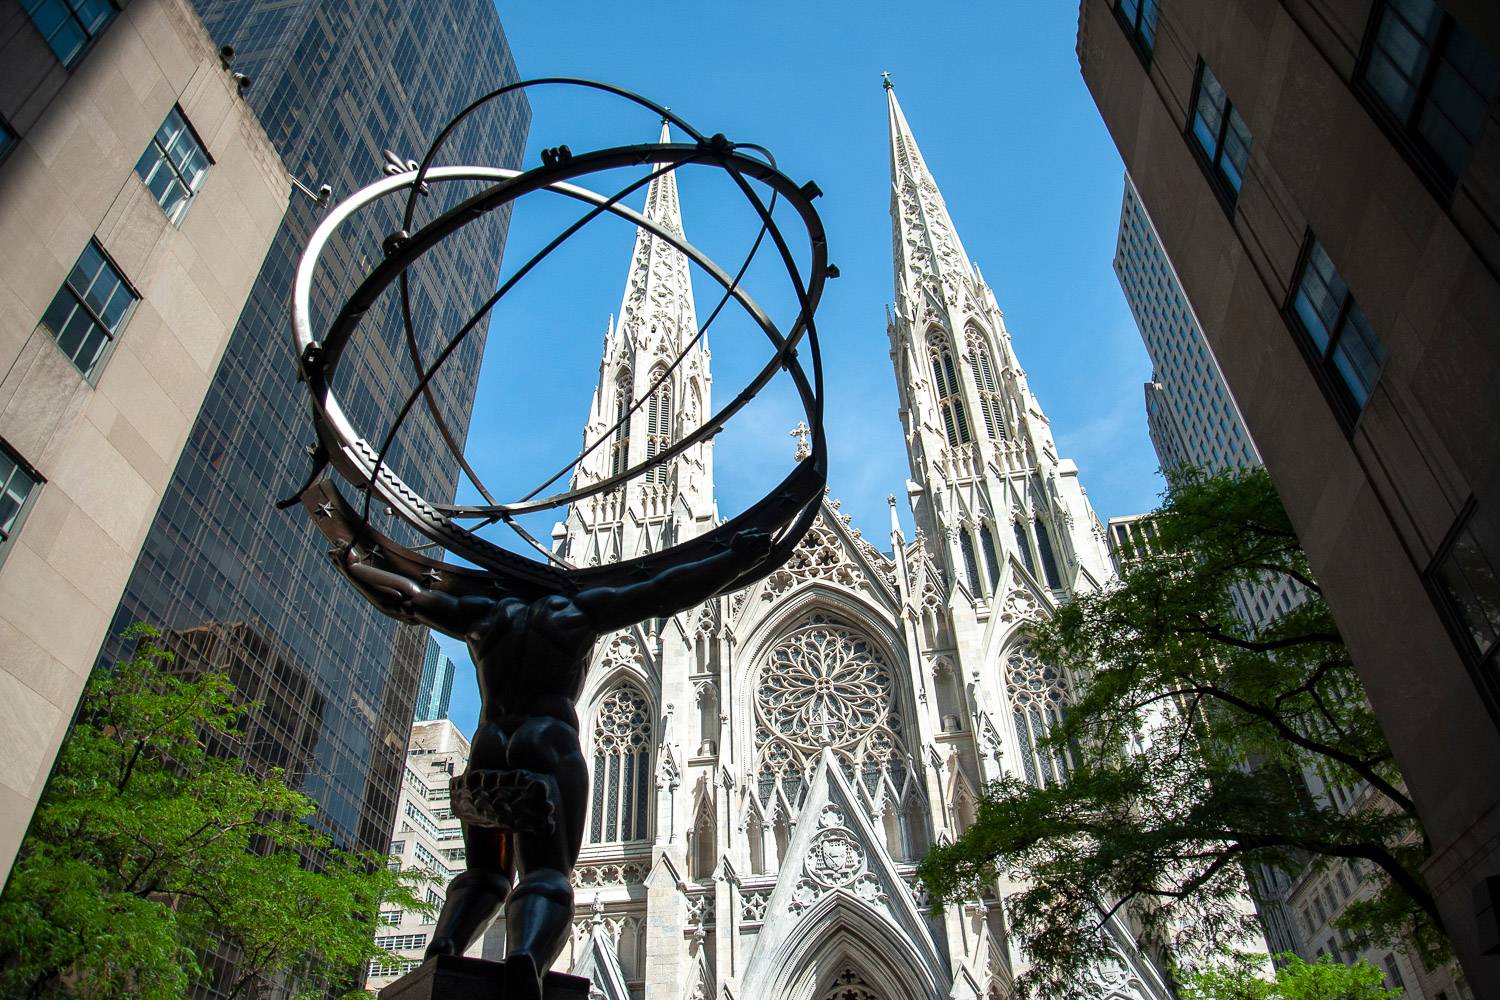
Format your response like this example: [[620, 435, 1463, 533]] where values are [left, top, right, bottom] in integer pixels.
[[550, 83, 1174, 1000]]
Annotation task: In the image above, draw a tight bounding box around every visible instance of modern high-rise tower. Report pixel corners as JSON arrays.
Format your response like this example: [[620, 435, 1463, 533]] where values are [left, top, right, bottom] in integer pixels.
[[101, 0, 529, 883], [550, 88, 1172, 1000], [416, 635, 457, 723]]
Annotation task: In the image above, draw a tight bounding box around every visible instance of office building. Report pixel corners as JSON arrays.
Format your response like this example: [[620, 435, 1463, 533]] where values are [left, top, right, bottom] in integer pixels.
[[415, 635, 456, 723], [0, 0, 289, 881], [367, 719, 476, 991], [100, 0, 527, 867], [1079, 0, 1500, 991], [1114, 173, 1258, 475]]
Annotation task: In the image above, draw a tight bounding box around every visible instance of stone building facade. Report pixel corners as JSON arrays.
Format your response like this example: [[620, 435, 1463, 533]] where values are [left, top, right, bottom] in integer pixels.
[[0, 0, 288, 881], [367, 719, 478, 992], [1078, 0, 1500, 991], [549, 91, 1173, 999]]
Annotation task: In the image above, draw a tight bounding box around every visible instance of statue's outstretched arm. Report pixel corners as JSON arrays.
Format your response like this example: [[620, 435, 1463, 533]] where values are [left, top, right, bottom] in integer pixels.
[[574, 528, 773, 633], [339, 548, 491, 636]]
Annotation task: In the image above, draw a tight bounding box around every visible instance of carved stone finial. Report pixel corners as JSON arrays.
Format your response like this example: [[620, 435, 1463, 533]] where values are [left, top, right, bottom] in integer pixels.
[[789, 421, 811, 461]]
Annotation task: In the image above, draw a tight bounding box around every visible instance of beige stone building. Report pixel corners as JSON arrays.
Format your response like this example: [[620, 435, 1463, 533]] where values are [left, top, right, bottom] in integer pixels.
[[0, 0, 288, 881], [1078, 0, 1500, 992]]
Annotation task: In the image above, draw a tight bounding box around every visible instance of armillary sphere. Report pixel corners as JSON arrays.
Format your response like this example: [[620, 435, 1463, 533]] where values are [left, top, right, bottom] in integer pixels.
[[285, 79, 830, 600]]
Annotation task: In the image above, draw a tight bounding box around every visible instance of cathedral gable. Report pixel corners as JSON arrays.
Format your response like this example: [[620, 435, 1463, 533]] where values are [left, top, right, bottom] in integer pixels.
[[740, 748, 946, 999]]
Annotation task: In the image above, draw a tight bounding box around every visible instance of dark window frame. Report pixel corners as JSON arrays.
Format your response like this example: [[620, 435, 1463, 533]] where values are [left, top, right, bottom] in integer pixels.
[[134, 105, 214, 225], [0, 439, 45, 566], [21, 0, 119, 70], [1423, 500, 1500, 722], [1354, 0, 1500, 201], [1281, 232, 1387, 434], [1112, 0, 1159, 67], [39, 238, 140, 382], [1186, 59, 1252, 216], [0, 116, 18, 164]]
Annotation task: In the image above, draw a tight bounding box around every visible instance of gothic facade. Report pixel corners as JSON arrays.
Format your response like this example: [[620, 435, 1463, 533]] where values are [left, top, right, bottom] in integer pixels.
[[554, 95, 1172, 1000]]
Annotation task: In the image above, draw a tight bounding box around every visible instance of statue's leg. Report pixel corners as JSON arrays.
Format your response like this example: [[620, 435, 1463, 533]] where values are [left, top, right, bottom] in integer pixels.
[[502, 714, 587, 1000], [425, 720, 513, 958]]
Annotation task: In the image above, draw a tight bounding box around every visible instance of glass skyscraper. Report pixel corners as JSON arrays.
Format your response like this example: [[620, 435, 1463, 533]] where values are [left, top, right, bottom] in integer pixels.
[[1114, 173, 1257, 474], [415, 635, 457, 723], [103, 0, 528, 881]]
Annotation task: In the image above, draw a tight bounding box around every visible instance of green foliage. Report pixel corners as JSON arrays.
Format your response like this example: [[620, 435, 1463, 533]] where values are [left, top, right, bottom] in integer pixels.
[[1178, 952, 1401, 1000], [0, 624, 434, 1000], [917, 470, 1443, 995]]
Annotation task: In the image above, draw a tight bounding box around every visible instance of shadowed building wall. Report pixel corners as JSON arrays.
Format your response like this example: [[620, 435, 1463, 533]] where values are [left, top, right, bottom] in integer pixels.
[[0, 0, 289, 884], [1079, 0, 1500, 991]]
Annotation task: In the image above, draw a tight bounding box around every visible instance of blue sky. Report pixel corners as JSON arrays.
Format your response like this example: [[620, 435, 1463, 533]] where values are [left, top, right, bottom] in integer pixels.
[[425, 3, 1163, 733]]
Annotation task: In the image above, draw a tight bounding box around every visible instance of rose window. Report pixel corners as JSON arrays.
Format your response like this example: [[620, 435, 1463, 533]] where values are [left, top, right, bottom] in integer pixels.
[[754, 616, 914, 817]]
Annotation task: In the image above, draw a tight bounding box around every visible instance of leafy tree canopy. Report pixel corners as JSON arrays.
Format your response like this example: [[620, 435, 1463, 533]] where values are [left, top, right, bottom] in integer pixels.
[[0, 624, 432, 1000], [1178, 952, 1401, 1000], [917, 469, 1442, 995]]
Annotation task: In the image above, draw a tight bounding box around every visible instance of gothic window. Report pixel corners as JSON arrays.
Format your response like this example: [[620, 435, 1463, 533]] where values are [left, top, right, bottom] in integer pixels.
[[958, 529, 983, 597], [980, 521, 1002, 589], [819, 967, 882, 1000], [644, 365, 672, 482], [588, 683, 652, 843], [609, 368, 632, 477], [1013, 518, 1037, 578], [927, 334, 971, 446], [752, 615, 918, 827], [1034, 515, 1063, 590], [970, 342, 1006, 440], [1007, 645, 1072, 787]]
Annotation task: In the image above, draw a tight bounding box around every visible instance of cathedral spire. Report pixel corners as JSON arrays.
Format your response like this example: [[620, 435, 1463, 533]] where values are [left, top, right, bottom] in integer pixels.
[[886, 82, 973, 295], [560, 124, 714, 563]]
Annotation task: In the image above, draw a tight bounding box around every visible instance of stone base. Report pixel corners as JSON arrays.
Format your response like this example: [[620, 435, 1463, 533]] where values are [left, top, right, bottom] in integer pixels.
[[377, 955, 590, 1000]]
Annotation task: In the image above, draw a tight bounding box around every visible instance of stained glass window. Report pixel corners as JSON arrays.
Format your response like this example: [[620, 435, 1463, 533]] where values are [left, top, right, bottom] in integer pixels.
[[753, 615, 920, 850], [1007, 644, 1072, 787], [928, 333, 970, 446], [588, 683, 652, 842], [644, 366, 672, 483]]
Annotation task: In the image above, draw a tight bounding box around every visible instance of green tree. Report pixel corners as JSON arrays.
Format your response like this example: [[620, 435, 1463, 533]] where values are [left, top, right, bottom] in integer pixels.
[[0, 624, 432, 999], [1179, 952, 1401, 1000], [917, 470, 1443, 995]]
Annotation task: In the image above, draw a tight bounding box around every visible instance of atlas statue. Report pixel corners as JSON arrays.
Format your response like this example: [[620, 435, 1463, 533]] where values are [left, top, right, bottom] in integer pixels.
[[284, 80, 830, 999]]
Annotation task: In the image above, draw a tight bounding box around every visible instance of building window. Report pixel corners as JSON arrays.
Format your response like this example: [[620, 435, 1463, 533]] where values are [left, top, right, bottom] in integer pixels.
[[134, 106, 211, 224], [1428, 504, 1500, 676], [609, 368, 631, 477], [644, 367, 671, 484], [958, 529, 983, 597], [1114, 0, 1159, 62], [1034, 516, 1063, 590], [589, 682, 652, 843], [980, 522, 1002, 589], [22, 0, 117, 68], [1014, 519, 1037, 579], [928, 335, 971, 446], [40, 240, 137, 380], [0, 442, 44, 561], [1188, 61, 1253, 210], [1007, 644, 1072, 787], [0, 118, 17, 161], [1358, 0, 1500, 188], [969, 343, 1006, 440], [1287, 236, 1386, 423]]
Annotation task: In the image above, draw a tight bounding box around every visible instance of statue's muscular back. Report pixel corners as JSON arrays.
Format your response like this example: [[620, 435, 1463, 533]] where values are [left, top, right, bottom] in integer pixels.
[[464, 594, 594, 729]]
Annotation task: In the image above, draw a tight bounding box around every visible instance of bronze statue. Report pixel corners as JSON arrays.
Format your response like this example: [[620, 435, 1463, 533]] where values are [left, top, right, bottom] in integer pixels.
[[338, 530, 772, 996], [286, 80, 829, 999]]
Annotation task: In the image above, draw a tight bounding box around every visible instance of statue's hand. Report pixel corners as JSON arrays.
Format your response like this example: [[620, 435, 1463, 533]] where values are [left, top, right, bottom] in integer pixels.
[[731, 527, 774, 562]]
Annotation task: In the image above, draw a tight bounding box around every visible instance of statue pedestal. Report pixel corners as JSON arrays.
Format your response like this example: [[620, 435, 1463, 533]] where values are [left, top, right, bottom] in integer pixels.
[[377, 955, 591, 1000]]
